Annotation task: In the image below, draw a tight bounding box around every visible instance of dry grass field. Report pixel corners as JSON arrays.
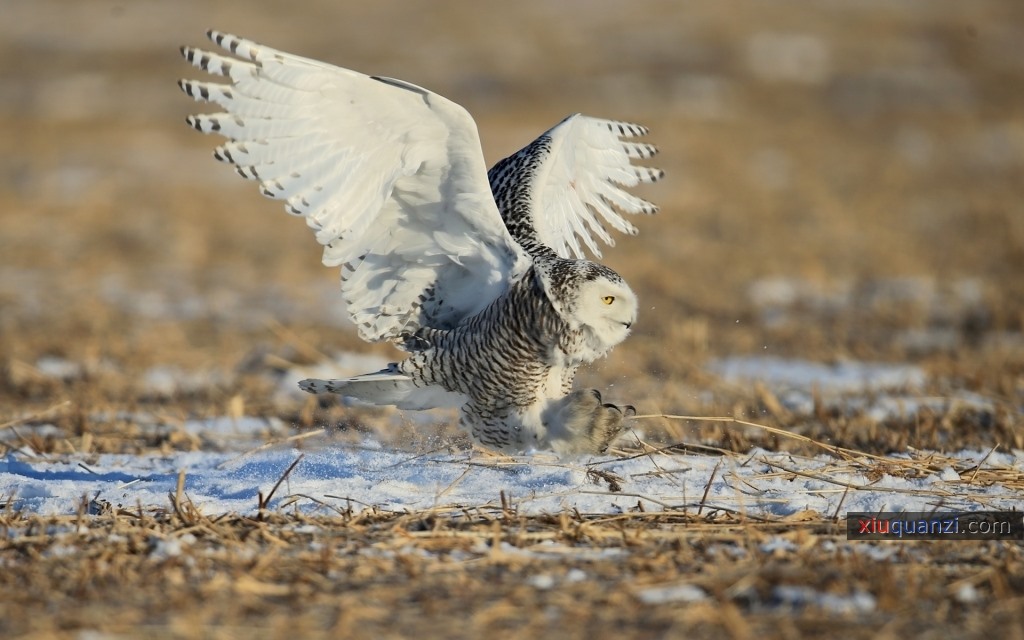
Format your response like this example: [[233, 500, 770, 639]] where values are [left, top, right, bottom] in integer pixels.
[[2, 1, 1023, 638]]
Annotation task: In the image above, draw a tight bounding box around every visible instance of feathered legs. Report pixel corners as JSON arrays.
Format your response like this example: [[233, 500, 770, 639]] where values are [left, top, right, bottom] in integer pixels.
[[545, 388, 635, 454]]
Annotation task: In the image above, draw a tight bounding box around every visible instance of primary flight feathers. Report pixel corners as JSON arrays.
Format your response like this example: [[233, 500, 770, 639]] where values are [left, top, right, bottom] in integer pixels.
[[180, 30, 662, 453]]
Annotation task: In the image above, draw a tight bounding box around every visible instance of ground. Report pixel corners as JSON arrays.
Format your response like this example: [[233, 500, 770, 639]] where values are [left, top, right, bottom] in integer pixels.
[[1, 1, 1023, 638]]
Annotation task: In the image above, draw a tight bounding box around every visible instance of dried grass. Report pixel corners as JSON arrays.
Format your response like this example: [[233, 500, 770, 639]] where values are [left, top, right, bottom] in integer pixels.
[[2, 0, 1024, 637], [3, 480, 1022, 639]]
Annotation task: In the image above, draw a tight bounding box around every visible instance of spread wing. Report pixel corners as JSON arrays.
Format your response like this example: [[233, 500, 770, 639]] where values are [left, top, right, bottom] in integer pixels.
[[488, 114, 663, 260], [179, 30, 530, 342]]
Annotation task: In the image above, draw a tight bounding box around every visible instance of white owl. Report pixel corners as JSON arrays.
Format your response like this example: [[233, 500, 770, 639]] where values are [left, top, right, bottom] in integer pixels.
[[180, 31, 662, 454]]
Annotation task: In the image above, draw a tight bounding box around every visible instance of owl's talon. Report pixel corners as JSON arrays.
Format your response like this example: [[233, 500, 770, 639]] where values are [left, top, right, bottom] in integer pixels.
[[587, 401, 630, 453]]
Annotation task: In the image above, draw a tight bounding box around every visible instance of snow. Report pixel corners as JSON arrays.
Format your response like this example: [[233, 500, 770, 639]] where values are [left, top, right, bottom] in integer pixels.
[[2, 428, 1020, 518], [708, 356, 926, 393], [3, 355, 1020, 521], [770, 585, 876, 615], [706, 355, 1000, 420], [954, 583, 981, 604], [635, 583, 708, 605]]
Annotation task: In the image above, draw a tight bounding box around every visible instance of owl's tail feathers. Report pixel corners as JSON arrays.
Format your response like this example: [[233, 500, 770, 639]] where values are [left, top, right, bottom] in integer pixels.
[[299, 368, 465, 411]]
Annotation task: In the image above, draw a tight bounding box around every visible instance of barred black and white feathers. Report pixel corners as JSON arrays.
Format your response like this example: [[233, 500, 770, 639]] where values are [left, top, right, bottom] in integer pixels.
[[180, 30, 662, 453], [488, 115, 663, 260]]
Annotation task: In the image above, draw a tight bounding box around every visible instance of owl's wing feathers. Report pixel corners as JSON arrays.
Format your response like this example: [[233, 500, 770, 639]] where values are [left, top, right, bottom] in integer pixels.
[[179, 30, 529, 342], [531, 114, 663, 260]]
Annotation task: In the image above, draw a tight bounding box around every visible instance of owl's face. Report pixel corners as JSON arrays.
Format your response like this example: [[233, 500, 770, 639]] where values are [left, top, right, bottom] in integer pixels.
[[573, 273, 638, 351]]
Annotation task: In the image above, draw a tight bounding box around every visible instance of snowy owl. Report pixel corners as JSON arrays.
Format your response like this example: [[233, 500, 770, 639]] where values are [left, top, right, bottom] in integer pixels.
[[180, 31, 662, 454]]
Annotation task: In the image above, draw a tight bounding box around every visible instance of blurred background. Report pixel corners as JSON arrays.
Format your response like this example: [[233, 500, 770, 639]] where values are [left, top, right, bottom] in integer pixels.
[[1, 0, 1022, 446]]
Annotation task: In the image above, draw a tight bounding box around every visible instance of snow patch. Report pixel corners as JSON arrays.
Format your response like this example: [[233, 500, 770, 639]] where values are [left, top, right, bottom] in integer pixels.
[[2, 438, 1020, 518], [708, 356, 925, 393], [635, 583, 708, 605]]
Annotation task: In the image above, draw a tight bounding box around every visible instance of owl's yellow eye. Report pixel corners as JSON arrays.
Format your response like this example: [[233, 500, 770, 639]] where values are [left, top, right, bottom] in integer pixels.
[[602, 296, 615, 305]]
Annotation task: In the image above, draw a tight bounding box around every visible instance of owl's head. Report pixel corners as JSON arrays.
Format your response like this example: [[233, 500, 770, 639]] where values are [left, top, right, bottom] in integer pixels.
[[561, 262, 638, 357]]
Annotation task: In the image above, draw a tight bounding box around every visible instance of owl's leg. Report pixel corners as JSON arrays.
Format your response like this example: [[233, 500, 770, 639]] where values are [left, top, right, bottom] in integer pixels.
[[546, 389, 634, 454], [588, 397, 636, 453]]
